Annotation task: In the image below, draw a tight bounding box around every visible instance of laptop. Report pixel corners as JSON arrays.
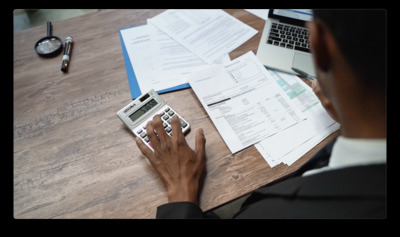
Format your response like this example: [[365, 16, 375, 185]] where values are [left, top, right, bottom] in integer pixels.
[[256, 9, 316, 77]]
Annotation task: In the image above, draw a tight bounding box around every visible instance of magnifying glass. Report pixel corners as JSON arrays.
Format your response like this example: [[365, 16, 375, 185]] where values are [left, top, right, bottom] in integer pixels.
[[34, 21, 63, 57]]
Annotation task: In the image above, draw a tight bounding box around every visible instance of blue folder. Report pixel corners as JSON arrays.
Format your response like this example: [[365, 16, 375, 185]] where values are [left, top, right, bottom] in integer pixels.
[[119, 26, 191, 99]]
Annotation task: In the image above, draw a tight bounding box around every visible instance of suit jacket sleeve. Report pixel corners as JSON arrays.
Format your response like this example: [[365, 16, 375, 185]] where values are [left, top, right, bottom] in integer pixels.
[[155, 139, 337, 219], [156, 202, 205, 219]]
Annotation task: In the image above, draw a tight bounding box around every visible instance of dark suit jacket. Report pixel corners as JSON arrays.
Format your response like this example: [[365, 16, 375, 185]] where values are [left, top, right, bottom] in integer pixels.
[[156, 139, 387, 219]]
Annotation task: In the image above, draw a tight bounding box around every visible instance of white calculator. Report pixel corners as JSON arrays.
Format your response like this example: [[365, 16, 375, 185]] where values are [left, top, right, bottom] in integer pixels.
[[117, 89, 190, 150]]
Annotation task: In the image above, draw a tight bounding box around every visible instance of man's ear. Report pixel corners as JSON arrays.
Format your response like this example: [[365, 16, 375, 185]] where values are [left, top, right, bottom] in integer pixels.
[[307, 20, 331, 73]]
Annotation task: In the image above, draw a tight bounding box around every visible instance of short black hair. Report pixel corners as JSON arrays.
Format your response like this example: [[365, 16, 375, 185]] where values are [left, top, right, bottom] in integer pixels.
[[312, 9, 386, 94]]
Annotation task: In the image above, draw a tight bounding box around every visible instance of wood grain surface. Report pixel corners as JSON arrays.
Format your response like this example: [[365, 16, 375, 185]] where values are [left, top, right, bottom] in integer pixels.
[[13, 9, 339, 218]]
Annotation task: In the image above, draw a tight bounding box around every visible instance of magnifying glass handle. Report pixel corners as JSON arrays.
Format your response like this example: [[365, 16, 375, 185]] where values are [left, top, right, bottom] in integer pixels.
[[47, 21, 52, 36]]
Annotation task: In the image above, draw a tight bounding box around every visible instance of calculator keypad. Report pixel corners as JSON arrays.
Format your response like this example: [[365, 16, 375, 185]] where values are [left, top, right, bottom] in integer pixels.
[[135, 106, 189, 150]]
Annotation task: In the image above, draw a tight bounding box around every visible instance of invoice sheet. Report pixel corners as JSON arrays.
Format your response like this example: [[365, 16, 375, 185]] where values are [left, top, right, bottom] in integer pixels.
[[255, 70, 340, 167], [187, 51, 306, 153], [148, 10, 258, 64]]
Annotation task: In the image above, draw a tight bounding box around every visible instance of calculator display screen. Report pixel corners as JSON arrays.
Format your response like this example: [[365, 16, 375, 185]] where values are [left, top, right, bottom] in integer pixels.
[[129, 99, 158, 122]]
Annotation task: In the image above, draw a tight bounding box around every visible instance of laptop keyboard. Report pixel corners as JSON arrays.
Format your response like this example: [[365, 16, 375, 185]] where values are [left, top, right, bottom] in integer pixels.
[[267, 22, 310, 53]]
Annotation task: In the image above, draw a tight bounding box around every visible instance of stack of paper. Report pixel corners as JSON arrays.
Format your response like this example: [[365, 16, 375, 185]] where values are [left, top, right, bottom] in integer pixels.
[[254, 70, 340, 167], [119, 9, 258, 98], [187, 51, 307, 153], [187, 51, 340, 166]]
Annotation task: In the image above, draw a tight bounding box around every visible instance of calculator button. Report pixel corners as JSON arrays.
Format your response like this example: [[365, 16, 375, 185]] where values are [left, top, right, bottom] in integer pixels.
[[168, 111, 175, 116], [167, 115, 178, 124], [165, 107, 170, 112], [148, 141, 153, 147], [179, 118, 188, 128], [137, 128, 143, 135], [140, 132, 147, 138], [162, 114, 169, 120]]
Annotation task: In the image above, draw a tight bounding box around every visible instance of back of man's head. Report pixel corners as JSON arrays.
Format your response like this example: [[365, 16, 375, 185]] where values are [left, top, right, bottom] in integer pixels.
[[312, 9, 386, 95]]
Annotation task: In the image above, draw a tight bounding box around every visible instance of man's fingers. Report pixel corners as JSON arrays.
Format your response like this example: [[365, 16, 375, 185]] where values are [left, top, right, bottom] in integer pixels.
[[145, 119, 160, 149], [135, 136, 154, 161], [154, 115, 170, 140], [170, 116, 184, 141], [311, 81, 318, 90], [311, 81, 340, 122], [195, 128, 206, 155]]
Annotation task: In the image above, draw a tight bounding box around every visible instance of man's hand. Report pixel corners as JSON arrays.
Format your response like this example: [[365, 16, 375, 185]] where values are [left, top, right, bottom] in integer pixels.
[[135, 115, 207, 205], [311, 81, 340, 123]]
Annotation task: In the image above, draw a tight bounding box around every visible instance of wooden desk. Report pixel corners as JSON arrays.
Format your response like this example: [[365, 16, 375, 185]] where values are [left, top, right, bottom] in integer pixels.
[[13, 9, 339, 218]]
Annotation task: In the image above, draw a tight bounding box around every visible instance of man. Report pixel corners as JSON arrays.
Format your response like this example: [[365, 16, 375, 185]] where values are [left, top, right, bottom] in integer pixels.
[[135, 10, 386, 218]]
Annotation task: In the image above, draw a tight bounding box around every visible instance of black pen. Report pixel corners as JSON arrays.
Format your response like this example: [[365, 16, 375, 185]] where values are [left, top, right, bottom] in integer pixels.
[[61, 36, 73, 72], [291, 67, 316, 82]]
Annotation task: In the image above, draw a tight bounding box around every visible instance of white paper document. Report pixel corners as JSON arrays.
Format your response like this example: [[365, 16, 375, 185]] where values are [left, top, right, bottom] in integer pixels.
[[120, 25, 179, 93], [120, 24, 207, 94], [255, 70, 340, 167], [187, 51, 306, 153], [245, 9, 270, 20], [120, 9, 256, 95], [147, 22, 209, 81], [148, 9, 258, 64]]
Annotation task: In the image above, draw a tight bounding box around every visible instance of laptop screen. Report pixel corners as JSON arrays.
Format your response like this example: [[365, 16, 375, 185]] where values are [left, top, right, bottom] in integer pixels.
[[271, 9, 313, 22]]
